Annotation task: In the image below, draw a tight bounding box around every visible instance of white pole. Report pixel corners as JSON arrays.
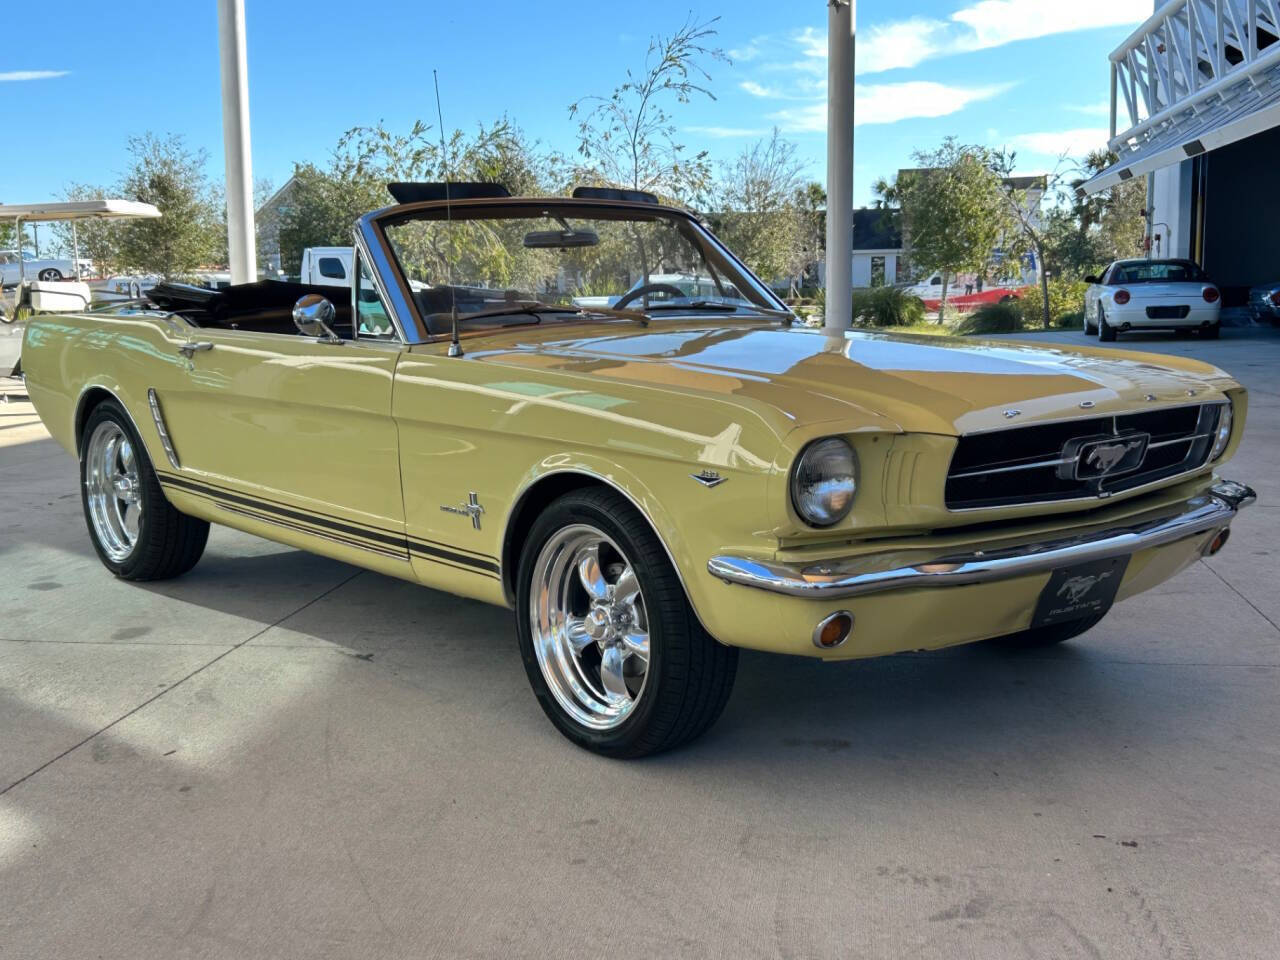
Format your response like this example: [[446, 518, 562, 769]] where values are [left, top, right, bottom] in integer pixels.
[[824, 0, 855, 332], [218, 0, 257, 284]]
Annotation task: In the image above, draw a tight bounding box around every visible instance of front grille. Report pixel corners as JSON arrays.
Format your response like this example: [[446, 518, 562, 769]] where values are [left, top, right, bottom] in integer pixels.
[[1146, 305, 1190, 319], [945, 403, 1222, 510]]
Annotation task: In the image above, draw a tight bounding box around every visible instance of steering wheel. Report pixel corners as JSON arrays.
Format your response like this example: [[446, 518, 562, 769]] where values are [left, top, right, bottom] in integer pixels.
[[614, 283, 686, 310]]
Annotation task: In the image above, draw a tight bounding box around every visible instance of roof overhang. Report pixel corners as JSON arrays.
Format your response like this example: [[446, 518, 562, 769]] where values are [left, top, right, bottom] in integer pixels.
[[0, 199, 161, 222]]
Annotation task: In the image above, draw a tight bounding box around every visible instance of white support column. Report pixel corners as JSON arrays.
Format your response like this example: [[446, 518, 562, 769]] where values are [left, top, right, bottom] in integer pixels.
[[218, 0, 257, 284], [824, 0, 855, 333]]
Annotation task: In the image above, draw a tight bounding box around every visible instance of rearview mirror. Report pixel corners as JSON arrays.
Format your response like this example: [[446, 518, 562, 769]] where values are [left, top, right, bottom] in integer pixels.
[[523, 229, 600, 249], [1084, 275, 1102, 285], [293, 294, 341, 343]]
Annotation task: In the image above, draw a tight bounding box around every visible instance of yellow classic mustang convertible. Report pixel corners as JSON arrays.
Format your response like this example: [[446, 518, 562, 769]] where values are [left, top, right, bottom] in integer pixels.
[[22, 183, 1254, 757]]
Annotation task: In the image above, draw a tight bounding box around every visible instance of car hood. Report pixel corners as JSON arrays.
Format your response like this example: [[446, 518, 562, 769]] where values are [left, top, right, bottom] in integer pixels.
[[473, 324, 1236, 436]]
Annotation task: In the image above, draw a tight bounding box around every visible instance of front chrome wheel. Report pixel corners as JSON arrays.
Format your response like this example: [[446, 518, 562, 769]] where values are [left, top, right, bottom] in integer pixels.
[[529, 524, 650, 731], [84, 420, 143, 562]]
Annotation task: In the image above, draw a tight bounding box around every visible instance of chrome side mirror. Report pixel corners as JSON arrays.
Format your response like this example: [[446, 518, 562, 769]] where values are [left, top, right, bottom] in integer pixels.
[[292, 294, 342, 343]]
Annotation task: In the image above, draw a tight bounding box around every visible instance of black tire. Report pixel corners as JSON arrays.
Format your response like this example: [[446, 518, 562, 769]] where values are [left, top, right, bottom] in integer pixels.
[[80, 399, 209, 581], [37, 268, 63, 282], [1201, 323, 1220, 339], [988, 613, 1105, 649], [515, 487, 737, 758], [1098, 307, 1116, 342]]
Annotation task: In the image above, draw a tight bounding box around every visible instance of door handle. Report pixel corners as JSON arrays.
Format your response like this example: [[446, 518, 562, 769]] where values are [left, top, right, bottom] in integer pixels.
[[178, 341, 214, 358]]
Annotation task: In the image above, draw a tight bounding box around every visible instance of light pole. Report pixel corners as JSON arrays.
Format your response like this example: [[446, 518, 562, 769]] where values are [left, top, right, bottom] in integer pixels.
[[824, 0, 855, 332], [218, 0, 257, 284]]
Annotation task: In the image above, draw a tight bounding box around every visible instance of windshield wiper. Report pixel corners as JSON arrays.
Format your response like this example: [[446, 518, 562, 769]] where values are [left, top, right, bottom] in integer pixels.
[[644, 300, 741, 312], [644, 301, 797, 323], [438, 301, 650, 326]]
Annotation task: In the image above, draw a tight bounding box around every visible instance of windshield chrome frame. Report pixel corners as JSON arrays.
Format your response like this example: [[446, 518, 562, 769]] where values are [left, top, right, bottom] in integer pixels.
[[357, 197, 790, 346]]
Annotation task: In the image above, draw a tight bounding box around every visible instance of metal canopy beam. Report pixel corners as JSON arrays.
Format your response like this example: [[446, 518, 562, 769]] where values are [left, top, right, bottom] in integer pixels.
[[218, 0, 257, 284], [824, 0, 855, 332]]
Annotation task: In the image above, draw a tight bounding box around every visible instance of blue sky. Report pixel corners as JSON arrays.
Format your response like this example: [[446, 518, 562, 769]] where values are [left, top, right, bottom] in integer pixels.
[[1, 0, 1151, 210]]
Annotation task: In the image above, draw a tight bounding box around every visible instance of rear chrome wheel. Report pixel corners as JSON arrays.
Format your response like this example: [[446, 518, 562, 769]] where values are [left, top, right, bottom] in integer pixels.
[[84, 420, 142, 562], [529, 524, 650, 730], [79, 398, 209, 580]]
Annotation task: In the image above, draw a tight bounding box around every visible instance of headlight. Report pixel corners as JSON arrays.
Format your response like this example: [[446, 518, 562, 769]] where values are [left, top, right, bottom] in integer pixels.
[[1210, 401, 1233, 461], [791, 438, 857, 527]]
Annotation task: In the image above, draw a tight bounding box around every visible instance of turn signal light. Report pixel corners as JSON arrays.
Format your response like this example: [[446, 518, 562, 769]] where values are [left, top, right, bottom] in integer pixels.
[[1114, 289, 1131, 305], [813, 611, 854, 650], [1203, 287, 1221, 303], [1205, 528, 1231, 556]]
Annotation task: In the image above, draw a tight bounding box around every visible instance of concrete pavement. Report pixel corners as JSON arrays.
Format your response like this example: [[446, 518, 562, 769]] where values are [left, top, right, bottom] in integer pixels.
[[1, 327, 1278, 959]]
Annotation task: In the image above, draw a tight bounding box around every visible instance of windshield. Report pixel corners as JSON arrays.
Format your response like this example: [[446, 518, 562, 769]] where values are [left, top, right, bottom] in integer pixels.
[[381, 204, 781, 335], [1109, 261, 1208, 284]]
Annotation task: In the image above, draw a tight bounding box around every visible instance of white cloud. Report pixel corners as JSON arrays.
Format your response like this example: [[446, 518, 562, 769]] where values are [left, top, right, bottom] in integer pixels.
[[784, 0, 1154, 77], [685, 125, 769, 138], [1065, 101, 1113, 118], [769, 81, 1015, 132], [949, 0, 1152, 52], [0, 70, 69, 82], [1007, 127, 1111, 157], [740, 80, 780, 98], [858, 18, 956, 73], [729, 35, 770, 62]]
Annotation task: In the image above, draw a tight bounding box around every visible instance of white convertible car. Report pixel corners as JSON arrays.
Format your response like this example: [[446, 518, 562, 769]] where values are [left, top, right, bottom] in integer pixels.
[[0, 249, 92, 285], [1084, 259, 1222, 341]]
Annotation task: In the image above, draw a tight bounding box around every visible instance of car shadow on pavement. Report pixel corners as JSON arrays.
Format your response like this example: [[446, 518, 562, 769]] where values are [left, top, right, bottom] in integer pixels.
[[114, 542, 1219, 784]]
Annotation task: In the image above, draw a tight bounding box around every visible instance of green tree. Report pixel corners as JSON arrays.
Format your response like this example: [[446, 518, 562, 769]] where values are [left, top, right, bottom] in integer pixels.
[[991, 150, 1056, 328], [1041, 150, 1147, 283], [115, 133, 223, 278], [569, 15, 726, 206], [878, 139, 1012, 320], [275, 117, 550, 276], [710, 129, 807, 288], [53, 183, 126, 276]]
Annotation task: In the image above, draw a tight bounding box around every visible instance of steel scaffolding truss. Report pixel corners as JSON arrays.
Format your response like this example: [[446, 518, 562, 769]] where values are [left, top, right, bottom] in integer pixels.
[[1081, 0, 1280, 195]]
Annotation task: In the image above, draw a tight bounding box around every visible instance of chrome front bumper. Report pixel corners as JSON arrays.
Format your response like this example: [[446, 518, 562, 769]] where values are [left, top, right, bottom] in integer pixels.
[[708, 481, 1256, 600]]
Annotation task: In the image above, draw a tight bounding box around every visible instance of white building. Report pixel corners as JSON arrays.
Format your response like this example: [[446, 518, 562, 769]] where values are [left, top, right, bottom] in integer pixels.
[[1080, 0, 1280, 302]]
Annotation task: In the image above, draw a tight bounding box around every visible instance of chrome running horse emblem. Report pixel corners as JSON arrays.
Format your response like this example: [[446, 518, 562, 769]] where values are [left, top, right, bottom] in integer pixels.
[[1058, 572, 1111, 604]]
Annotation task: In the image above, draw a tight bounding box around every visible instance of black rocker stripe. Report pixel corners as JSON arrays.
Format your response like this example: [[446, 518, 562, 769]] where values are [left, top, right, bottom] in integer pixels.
[[408, 539, 501, 576], [156, 471, 499, 565], [158, 473, 500, 577], [160, 474, 406, 549], [215, 501, 406, 560]]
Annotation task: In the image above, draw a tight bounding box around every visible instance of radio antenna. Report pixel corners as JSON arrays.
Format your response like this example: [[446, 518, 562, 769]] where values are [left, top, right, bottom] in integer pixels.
[[433, 69, 463, 358]]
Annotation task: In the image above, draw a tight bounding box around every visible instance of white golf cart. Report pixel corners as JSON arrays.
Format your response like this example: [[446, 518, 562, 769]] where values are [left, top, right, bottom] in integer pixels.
[[0, 200, 160, 387]]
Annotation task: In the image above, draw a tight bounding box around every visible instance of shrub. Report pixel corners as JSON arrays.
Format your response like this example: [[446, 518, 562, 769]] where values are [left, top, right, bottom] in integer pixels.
[[957, 302, 1026, 336], [851, 287, 927, 327], [1016, 278, 1090, 329]]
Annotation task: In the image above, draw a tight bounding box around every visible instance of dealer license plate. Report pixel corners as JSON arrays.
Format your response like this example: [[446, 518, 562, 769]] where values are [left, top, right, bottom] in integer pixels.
[[1030, 556, 1130, 628]]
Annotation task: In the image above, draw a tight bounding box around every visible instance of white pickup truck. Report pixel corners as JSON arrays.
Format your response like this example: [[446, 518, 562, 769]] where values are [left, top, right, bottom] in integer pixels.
[[300, 247, 355, 288]]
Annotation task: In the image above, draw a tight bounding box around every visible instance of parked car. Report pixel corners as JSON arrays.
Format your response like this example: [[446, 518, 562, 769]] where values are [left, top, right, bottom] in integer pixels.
[[1247, 282, 1280, 324], [1084, 259, 1222, 341], [572, 272, 742, 310], [21, 183, 1254, 757], [0, 249, 92, 285], [904, 274, 967, 300]]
